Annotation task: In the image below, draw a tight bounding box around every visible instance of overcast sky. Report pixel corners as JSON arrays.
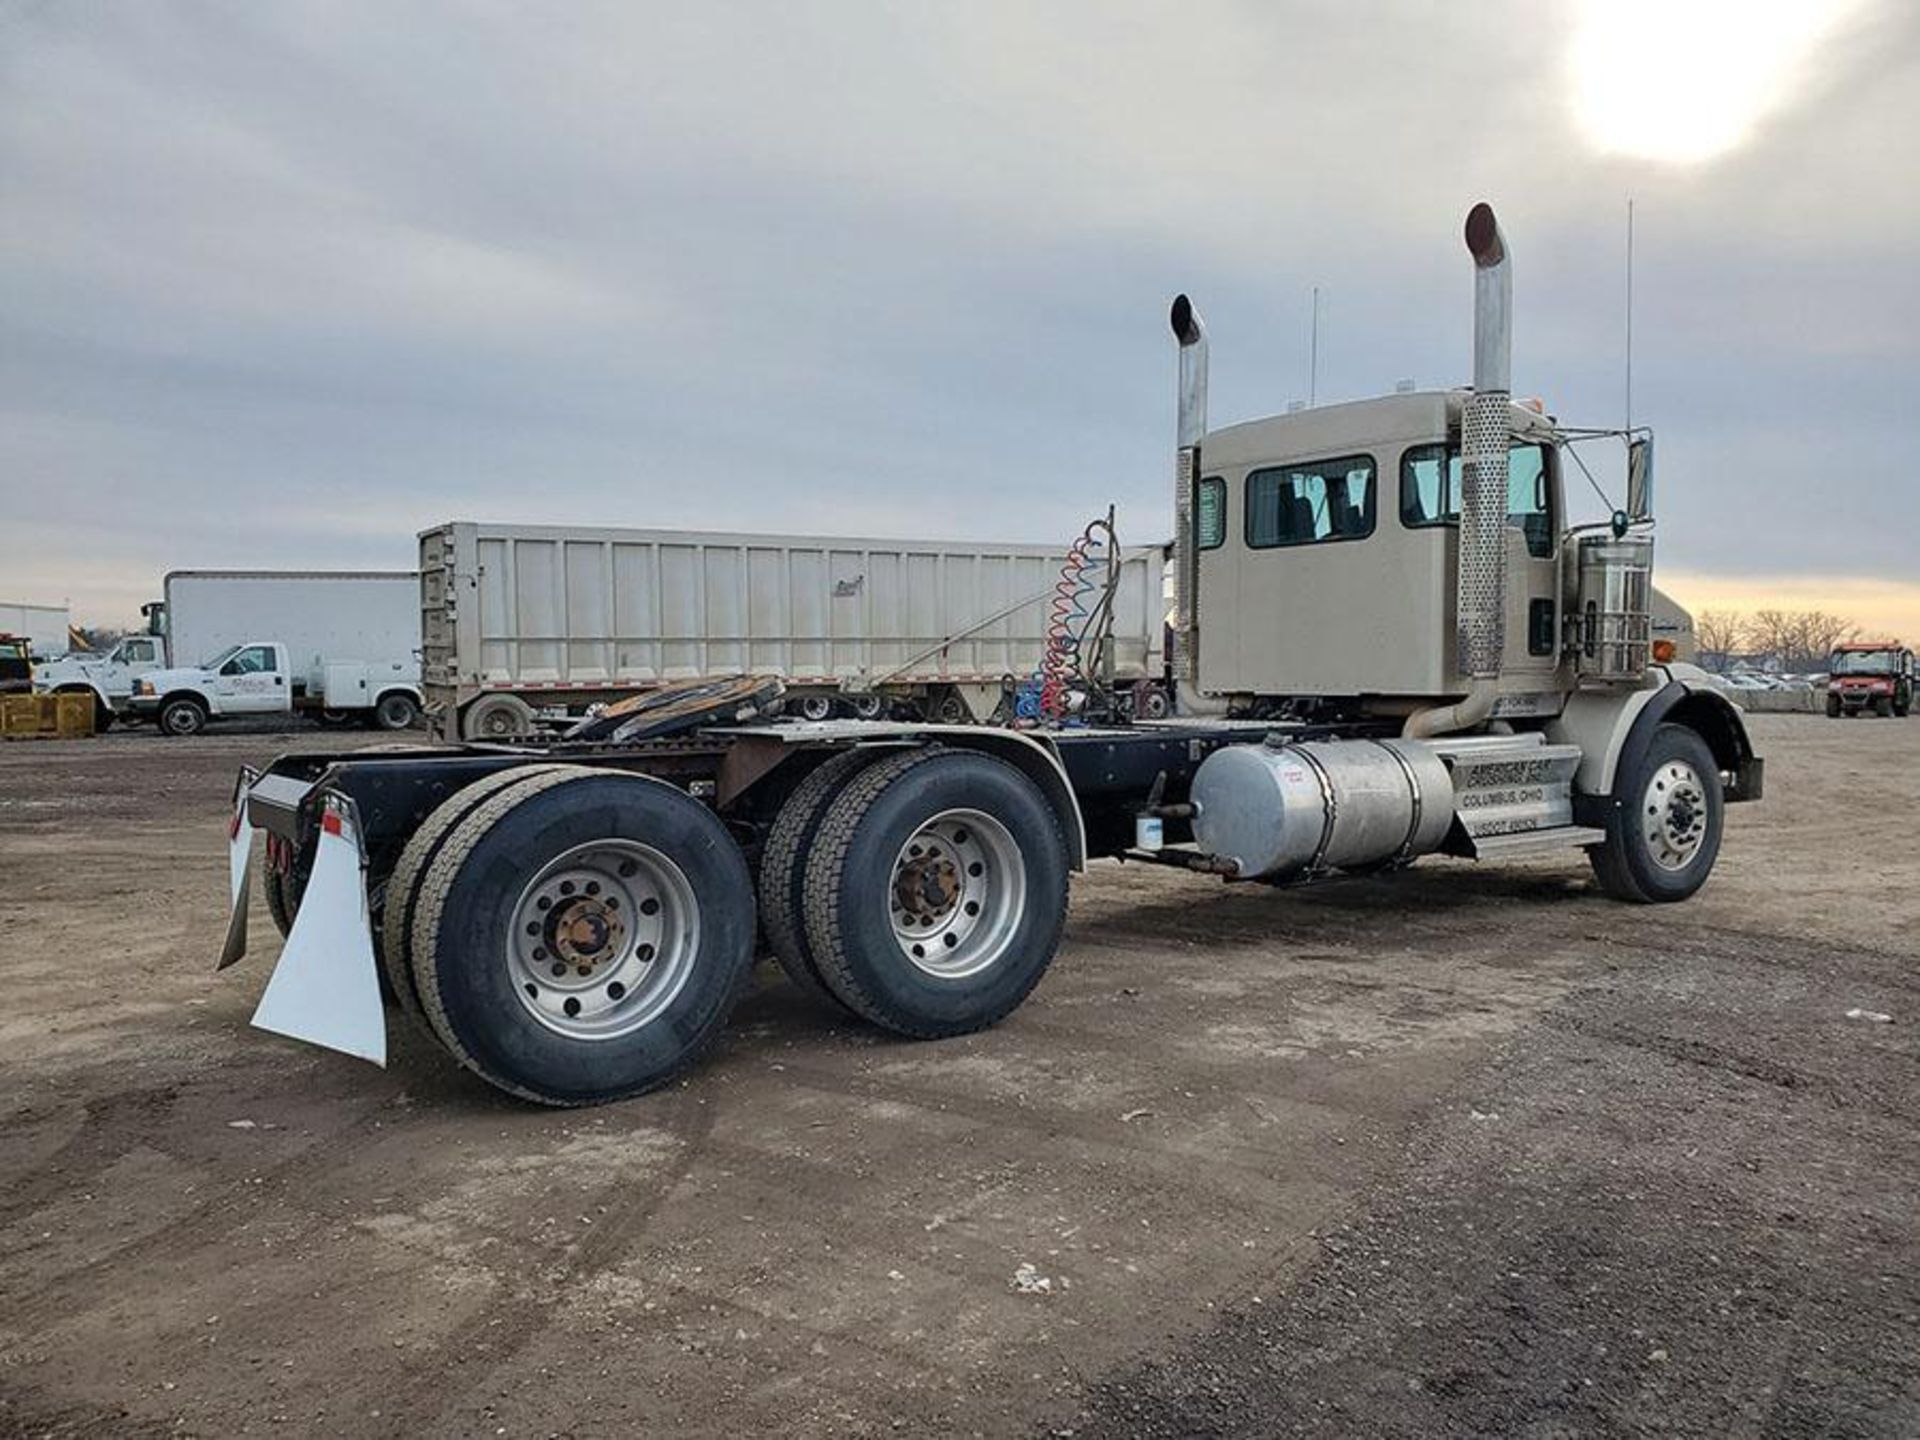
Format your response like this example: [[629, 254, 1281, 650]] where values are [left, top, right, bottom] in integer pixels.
[[3, 0, 1916, 631]]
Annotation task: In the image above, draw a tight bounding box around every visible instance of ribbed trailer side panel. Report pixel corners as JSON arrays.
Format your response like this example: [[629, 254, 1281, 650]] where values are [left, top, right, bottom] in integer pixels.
[[420, 523, 1165, 723]]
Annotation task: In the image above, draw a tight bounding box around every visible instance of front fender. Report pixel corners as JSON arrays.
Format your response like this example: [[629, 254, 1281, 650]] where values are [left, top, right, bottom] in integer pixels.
[[1551, 673, 1762, 810]]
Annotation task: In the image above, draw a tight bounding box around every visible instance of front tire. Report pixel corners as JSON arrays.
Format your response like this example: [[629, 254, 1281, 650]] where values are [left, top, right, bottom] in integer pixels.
[[158, 697, 207, 737], [1875, 695, 1893, 718], [1589, 723, 1724, 904], [1826, 693, 1842, 718], [800, 748, 1069, 1037], [409, 770, 755, 1105]]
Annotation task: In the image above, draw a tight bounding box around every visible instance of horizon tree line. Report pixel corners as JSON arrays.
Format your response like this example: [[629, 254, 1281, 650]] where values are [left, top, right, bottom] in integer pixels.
[[1693, 609, 1912, 674]]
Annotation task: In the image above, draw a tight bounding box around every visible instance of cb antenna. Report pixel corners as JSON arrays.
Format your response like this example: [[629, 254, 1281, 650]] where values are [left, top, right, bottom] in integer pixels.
[[1309, 285, 1321, 407], [1624, 197, 1635, 432]]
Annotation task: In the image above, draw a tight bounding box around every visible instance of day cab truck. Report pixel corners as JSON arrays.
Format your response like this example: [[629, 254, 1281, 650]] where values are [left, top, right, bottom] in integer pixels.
[[220, 204, 1761, 1107], [46, 571, 424, 736], [1826, 641, 1914, 717]]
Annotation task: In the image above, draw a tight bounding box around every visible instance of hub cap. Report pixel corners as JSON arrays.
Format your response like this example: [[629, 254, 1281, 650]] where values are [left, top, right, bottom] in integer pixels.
[[507, 840, 698, 1040], [1642, 759, 1709, 872], [887, 809, 1025, 979]]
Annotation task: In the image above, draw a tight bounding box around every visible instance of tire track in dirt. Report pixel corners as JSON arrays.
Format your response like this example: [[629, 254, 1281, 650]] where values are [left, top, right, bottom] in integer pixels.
[[1, 1090, 397, 1333], [343, 1089, 721, 1433]]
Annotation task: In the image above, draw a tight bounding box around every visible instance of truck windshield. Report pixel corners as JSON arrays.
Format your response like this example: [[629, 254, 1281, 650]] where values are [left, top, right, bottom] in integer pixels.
[[1831, 650, 1899, 675]]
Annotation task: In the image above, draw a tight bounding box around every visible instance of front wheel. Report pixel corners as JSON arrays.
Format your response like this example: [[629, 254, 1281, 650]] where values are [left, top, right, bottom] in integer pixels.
[[1826, 693, 1842, 719], [1589, 723, 1724, 903], [1875, 695, 1894, 718], [158, 697, 208, 737], [801, 748, 1069, 1037], [409, 770, 755, 1105]]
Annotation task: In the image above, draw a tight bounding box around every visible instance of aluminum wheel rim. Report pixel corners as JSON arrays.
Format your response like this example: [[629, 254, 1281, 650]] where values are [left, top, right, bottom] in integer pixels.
[[887, 808, 1025, 980], [1642, 759, 1708, 872], [507, 839, 698, 1040]]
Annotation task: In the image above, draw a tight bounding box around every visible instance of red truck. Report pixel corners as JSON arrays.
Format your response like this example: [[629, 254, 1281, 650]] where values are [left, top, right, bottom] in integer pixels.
[[1827, 642, 1914, 717]]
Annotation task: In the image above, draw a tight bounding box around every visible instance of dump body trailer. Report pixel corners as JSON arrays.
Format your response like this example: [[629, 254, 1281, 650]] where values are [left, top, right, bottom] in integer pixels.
[[420, 522, 1168, 739], [0, 603, 71, 660]]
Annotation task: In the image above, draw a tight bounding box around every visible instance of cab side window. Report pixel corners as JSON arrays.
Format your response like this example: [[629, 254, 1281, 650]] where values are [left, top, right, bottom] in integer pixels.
[[221, 645, 276, 676], [1196, 476, 1226, 550], [1400, 442, 1554, 559], [1246, 455, 1376, 548]]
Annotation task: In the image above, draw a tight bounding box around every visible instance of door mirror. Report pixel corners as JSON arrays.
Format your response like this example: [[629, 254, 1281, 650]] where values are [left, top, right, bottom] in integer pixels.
[[1626, 436, 1654, 521]]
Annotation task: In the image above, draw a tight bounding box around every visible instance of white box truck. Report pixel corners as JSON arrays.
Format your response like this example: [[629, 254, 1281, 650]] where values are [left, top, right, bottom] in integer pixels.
[[0, 601, 72, 660], [104, 571, 424, 736], [420, 521, 1171, 739]]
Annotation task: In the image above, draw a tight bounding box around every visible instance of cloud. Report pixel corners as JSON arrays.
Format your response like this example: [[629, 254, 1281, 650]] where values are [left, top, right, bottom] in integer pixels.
[[0, 0, 1914, 625]]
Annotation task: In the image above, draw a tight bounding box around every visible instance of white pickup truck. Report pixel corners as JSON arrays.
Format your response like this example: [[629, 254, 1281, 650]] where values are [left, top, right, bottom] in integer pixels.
[[31, 633, 166, 729], [129, 641, 421, 736]]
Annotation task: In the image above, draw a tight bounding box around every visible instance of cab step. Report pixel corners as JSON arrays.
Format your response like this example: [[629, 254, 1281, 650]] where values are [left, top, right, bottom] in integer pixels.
[[1461, 824, 1606, 861]]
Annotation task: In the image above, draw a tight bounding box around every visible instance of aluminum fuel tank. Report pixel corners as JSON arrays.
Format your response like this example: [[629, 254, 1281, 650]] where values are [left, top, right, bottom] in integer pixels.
[[1190, 738, 1455, 879]]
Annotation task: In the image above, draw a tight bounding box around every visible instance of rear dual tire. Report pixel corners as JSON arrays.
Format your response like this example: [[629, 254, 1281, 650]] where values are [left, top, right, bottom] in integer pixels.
[[795, 748, 1069, 1038], [406, 769, 755, 1106]]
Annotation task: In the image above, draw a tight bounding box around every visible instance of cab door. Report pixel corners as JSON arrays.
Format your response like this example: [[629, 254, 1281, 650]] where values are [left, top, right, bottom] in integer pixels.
[[212, 644, 287, 714], [1499, 442, 1561, 687]]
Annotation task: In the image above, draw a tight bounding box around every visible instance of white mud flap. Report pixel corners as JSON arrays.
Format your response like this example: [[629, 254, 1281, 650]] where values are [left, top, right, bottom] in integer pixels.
[[217, 767, 259, 971], [250, 796, 388, 1067]]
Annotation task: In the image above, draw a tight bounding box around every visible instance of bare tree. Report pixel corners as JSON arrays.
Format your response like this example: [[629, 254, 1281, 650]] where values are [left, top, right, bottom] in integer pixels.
[[1745, 609, 1796, 671], [1788, 611, 1856, 671], [1694, 610, 1745, 671]]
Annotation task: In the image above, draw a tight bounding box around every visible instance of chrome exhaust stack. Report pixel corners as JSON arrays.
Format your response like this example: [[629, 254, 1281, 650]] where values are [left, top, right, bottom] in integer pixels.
[[1407, 202, 1512, 739], [1170, 294, 1207, 687]]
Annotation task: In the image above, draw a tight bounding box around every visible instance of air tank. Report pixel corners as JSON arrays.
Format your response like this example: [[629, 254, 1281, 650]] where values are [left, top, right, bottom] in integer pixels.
[[1190, 738, 1455, 880]]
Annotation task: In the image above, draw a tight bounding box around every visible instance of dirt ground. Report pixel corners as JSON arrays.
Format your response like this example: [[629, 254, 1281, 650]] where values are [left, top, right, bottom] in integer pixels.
[[0, 714, 1914, 1438]]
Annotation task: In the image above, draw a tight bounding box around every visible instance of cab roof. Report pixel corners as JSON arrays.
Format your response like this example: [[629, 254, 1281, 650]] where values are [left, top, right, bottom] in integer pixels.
[[1201, 390, 1560, 470]]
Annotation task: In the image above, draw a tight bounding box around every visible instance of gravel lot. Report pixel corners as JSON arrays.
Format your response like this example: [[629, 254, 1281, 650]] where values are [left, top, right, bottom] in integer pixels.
[[1, 714, 1914, 1437]]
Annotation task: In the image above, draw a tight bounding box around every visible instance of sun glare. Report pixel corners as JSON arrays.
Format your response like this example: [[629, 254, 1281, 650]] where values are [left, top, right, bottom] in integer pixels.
[[1571, 0, 1862, 164]]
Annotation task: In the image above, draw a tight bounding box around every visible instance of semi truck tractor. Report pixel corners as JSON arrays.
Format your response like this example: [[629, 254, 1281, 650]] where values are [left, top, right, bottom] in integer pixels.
[[419, 521, 1170, 740], [1826, 642, 1914, 717], [100, 571, 423, 736], [219, 204, 1761, 1106]]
